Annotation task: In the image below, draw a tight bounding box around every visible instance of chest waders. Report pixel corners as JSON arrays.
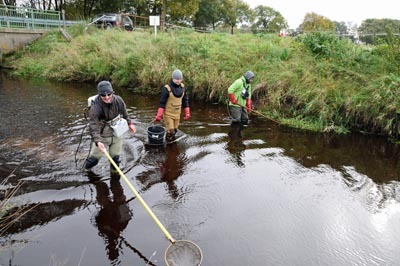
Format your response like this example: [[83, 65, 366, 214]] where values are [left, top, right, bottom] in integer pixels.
[[84, 131, 123, 176], [164, 84, 185, 141], [228, 79, 250, 125], [83, 96, 124, 175]]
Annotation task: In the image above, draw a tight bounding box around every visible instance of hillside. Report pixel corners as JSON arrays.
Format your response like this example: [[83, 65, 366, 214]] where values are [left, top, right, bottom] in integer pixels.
[[4, 25, 400, 139]]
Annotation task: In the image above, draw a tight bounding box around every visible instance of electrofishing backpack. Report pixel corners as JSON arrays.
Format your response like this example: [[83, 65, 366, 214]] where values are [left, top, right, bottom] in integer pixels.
[[76, 94, 97, 169], [84, 95, 98, 121]]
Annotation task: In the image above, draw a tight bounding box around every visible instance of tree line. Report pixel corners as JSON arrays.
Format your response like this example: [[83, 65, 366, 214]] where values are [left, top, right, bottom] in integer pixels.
[[4, 0, 400, 41]]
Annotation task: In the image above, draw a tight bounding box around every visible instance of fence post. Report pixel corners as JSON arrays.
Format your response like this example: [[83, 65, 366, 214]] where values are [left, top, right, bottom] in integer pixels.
[[62, 9, 65, 28], [30, 8, 34, 29]]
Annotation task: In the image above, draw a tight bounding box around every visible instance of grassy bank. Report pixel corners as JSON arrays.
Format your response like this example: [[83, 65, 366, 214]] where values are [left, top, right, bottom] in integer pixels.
[[4, 25, 400, 140]]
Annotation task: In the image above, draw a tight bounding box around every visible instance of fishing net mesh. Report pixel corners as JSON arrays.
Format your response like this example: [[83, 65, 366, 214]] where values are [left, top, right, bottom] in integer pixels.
[[165, 240, 203, 266]]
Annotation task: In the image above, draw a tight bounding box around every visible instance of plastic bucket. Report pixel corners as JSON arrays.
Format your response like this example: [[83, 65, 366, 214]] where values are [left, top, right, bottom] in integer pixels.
[[147, 126, 166, 145]]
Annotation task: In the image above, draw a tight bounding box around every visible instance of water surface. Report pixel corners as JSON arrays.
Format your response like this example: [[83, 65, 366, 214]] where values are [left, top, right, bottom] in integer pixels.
[[0, 74, 399, 266]]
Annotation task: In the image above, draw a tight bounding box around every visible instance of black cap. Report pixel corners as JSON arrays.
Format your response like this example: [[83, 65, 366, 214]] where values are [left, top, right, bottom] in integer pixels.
[[97, 81, 114, 95]]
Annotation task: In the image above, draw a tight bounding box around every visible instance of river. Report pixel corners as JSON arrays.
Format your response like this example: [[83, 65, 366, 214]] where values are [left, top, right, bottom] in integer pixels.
[[0, 73, 399, 266]]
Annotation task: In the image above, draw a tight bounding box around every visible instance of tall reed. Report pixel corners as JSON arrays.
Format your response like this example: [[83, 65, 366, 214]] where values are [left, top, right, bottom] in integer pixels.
[[4, 26, 400, 139]]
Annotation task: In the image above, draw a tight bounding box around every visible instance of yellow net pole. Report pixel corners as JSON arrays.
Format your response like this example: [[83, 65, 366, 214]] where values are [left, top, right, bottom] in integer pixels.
[[103, 150, 176, 243]]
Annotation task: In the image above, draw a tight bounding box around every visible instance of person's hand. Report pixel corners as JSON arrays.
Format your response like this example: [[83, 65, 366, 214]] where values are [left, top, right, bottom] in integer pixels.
[[183, 107, 190, 120], [97, 142, 106, 153], [229, 93, 237, 105], [246, 99, 253, 113], [155, 107, 164, 122], [129, 124, 136, 134]]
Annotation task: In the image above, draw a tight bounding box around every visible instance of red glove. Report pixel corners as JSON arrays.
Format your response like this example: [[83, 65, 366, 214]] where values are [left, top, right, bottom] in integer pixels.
[[183, 107, 190, 120], [246, 99, 252, 112], [155, 107, 164, 121], [228, 93, 237, 105]]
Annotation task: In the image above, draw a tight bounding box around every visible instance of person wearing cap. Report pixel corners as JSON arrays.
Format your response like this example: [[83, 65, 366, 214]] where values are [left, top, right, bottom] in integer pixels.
[[227, 70, 255, 125], [154, 69, 190, 142], [83, 80, 136, 176]]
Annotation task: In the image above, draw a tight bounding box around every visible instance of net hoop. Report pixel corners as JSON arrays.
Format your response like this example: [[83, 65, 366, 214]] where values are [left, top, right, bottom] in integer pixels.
[[165, 240, 203, 266]]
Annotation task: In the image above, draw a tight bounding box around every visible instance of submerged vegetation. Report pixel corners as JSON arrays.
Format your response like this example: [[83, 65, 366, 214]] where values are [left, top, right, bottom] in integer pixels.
[[0, 174, 27, 238], [3, 25, 400, 140]]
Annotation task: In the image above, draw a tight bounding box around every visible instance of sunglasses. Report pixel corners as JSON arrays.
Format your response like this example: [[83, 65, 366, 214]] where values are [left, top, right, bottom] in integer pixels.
[[100, 93, 113, 97]]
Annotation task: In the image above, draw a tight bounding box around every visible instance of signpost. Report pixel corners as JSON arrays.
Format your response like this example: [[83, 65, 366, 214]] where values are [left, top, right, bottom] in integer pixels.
[[149, 15, 160, 37]]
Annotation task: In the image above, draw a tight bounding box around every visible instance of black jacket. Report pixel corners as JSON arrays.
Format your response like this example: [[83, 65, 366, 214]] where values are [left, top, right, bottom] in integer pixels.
[[158, 79, 189, 109]]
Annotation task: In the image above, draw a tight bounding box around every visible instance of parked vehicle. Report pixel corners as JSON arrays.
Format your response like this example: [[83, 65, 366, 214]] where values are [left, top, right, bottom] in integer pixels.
[[92, 13, 133, 31]]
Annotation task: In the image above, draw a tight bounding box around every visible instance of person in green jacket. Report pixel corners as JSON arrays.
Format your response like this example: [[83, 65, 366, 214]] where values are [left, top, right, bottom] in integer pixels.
[[227, 70, 255, 125]]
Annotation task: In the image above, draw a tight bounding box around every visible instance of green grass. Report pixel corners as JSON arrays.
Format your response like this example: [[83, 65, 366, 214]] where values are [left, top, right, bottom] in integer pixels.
[[4, 26, 400, 140]]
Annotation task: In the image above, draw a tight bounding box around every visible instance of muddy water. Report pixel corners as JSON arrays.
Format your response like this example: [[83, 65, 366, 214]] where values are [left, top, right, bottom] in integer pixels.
[[0, 74, 399, 266]]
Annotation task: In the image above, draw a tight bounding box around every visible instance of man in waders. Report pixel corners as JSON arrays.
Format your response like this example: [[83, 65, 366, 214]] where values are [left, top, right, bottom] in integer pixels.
[[154, 69, 190, 142], [83, 81, 136, 177], [227, 70, 255, 125]]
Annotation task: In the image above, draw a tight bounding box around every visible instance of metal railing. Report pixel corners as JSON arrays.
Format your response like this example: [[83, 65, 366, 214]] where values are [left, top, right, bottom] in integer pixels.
[[0, 4, 61, 30]]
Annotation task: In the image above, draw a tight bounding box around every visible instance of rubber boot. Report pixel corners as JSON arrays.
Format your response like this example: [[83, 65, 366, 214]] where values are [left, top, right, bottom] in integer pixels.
[[110, 155, 121, 180], [166, 131, 176, 142], [83, 157, 98, 173], [82, 157, 100, 181]]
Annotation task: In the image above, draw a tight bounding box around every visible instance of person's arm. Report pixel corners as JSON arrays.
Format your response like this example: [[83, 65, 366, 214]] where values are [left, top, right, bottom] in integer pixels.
[[246, 99, 252, 112], [182, 87, 189, 108], [182, 88, 190, 120], [246, 84, 253, 111], [227, 79, 241, 105], [88, 104, 104, 145], [155, 87, 169, 121]]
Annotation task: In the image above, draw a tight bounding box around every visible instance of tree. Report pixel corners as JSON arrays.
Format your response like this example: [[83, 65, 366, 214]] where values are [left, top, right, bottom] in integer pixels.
[[72, 0, 96, 19], [193, 0, 224, 30], [92, 0, 125, 13], [221, 0, 251, 34], [251, 5, 287, 33], [129, 0, 154, 16], [334, 21, 348, 35], [169, 0, 200, 24], [19, 0, 98, 16], [20, 0, 68, 11], [358, 18, 400, 44], [300, 12, 335, 32], [3, 0, 17, 6], [159, 0, 200, 30]]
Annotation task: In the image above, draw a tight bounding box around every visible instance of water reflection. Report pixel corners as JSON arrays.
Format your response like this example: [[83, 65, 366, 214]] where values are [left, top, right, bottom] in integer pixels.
[[2, 199, 86, 235], [225, 123, 246, 167], [135, 143, 188, 200], [93, 178, 132, 264], [160, 143, 186, 199], [1, 74, 400, 266]]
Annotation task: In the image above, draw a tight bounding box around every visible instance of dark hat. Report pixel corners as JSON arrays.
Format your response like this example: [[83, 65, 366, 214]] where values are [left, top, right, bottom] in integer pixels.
[[97, 81, 114, 95], [244, 70, 255, 81], [172, 69, 183, 80]]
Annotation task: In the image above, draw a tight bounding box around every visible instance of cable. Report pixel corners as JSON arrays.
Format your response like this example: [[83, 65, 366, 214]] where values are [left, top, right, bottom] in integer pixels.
[[75, 107, 92, 170], [74, 123, 91, 169]]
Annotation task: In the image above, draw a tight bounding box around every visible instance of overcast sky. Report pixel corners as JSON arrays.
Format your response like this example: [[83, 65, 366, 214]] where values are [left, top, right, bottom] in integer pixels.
[[245, 0, 399, 29]]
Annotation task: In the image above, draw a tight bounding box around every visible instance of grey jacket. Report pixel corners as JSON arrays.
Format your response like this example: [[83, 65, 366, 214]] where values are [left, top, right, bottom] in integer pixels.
[[88, 95, 130, 143]]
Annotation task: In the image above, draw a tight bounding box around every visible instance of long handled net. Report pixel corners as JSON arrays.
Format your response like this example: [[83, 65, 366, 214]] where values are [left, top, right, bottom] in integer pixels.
[[103, 150, 203, 265], [165, 240, 203, 266]]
